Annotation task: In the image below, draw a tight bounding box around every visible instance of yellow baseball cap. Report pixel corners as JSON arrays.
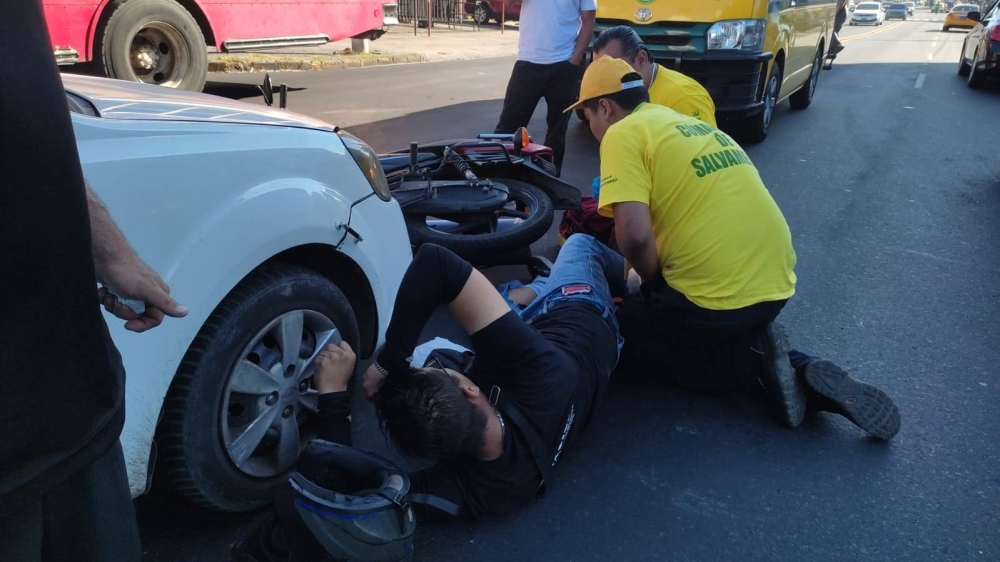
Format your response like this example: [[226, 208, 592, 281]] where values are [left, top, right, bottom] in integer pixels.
[[564, 55, 645, 113]]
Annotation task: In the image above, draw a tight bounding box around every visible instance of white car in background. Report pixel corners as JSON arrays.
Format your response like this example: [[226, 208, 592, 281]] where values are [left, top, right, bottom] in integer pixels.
[[851, 1, 887, 23], [64, 74, 411, 512]]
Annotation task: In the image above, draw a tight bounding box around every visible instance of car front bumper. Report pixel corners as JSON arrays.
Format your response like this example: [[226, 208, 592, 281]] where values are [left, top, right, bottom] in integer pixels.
[[653, 51, 775, 116]]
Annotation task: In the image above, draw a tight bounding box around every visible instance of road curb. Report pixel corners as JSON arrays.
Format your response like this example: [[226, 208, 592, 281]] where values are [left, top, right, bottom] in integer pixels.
[[208, 54, 427, 73]]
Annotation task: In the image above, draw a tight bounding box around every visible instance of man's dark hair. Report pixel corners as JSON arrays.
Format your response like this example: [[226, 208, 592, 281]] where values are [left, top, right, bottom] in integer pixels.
[[582, 72, 650, 114], [372, 367, 488, 459], [593, 25, 646, 62]]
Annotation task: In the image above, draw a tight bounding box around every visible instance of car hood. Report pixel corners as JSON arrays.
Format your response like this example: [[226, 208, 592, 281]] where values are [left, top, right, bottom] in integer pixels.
[[855, 8, 880, 13], [61, 74, 335, 131]]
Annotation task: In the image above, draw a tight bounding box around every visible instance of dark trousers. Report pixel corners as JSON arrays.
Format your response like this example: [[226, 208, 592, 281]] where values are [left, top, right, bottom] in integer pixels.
[[494, 60, 581, 174], [0, 441, 142, 561], [617, 277, 791, 394]]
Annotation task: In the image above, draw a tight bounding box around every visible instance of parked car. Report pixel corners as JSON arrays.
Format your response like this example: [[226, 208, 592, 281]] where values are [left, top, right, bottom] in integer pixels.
[[852, 2, 887, 24], [886, 3, 910, 18], [958, 1, 1000, 87], [945, 3, 984, 28], [466, 0, 521, 25], [64, 74, 411, 512]]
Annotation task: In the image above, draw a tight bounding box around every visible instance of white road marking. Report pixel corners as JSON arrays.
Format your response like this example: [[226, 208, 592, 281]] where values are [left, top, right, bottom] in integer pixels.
[[932, 42, 938, 47], [927, 53, 934, 60], [915, 73, 926, 89]]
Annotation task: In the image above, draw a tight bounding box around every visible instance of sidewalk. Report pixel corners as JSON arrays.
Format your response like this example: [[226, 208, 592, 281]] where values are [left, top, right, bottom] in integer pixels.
[[208, 24, 519, 72]]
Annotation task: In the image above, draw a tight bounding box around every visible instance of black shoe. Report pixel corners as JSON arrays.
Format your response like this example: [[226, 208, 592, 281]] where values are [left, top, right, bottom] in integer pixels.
[[527, 255, 553, 279], [803, 360, 900, 440], [757, 322, 807, 428]]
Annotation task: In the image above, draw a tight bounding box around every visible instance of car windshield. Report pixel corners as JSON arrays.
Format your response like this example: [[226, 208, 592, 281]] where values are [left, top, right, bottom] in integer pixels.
[[858, 2, 881, 8], [890, 3, 905, 7], [952, 5, 975, 11]]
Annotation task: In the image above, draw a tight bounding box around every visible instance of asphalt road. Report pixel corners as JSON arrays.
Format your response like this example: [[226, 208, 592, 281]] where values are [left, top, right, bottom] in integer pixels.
[[139, 11, 1000, 561]]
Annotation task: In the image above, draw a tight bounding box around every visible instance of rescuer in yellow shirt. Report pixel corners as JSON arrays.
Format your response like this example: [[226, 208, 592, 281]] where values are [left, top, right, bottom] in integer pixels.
[[565, 56, 900, 440], [592, 26, 716, 126]]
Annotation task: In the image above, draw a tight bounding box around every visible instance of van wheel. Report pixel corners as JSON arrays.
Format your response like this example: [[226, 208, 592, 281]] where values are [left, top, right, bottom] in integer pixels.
[[790, 48, 822, 110], [737, 60, 782, 144]]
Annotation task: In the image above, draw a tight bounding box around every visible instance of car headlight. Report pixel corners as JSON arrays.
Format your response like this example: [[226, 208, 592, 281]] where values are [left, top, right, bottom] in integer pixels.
[[337, 130, 391, 202], [707, 19, 766, 51]]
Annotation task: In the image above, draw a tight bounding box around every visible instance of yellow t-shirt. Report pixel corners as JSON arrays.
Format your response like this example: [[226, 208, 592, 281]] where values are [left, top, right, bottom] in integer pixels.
[[648, 64, 717, 127], [597, 104, 796, 310]]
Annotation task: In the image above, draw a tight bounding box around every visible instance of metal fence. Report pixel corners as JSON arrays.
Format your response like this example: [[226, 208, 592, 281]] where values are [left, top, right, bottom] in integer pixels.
[[397, 0, 482, 31]]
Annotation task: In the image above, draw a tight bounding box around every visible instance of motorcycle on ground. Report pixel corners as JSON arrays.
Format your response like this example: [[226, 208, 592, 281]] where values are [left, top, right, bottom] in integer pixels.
[[378, 129, 580, 265]]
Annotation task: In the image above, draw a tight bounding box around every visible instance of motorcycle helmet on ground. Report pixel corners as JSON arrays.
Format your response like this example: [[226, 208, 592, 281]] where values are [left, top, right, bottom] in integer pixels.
[[272, 440, 417, 562]]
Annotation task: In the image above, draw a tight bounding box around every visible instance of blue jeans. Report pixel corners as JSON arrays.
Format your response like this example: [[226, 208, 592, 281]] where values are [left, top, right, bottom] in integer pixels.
[[500, 234, 626, 354]]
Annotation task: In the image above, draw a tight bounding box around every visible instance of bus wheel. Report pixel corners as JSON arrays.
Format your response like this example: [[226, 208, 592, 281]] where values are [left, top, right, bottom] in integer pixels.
[[100, 0, 208, 91]]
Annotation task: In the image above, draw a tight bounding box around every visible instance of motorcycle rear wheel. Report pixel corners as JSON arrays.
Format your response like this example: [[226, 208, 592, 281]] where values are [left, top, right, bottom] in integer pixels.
[[404, 179, 554, 263]]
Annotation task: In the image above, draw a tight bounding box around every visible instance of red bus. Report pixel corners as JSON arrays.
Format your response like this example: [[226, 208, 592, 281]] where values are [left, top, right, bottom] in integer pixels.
[[44, 0, 398, 91]]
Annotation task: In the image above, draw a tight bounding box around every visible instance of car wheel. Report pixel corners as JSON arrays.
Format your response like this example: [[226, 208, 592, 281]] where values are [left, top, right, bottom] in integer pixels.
[[943, 25, 950, 31], [736, 60, 782, 144], [790, 47, 822, 110], [156, 264, 360, 512], [472, 2, 493, 25], [958, 42, 971, 76], [967, 51, 985, 88], [99, 0, 208, 91]]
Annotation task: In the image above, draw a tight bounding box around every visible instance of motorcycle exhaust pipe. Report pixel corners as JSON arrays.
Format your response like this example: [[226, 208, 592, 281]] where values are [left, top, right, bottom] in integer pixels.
[[426, 218, 521, 232]]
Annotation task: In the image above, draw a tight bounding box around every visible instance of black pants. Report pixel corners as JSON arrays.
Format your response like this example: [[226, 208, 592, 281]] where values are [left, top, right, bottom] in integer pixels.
[[0, 441, 142, 561], [617, 277, 790, 394], [494, 60, 581, 174]]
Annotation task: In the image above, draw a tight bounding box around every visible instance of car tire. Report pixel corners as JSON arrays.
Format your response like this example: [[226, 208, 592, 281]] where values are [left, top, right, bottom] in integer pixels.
[[99, 0, 208, 91], [967, 52, 985, 88], [156, 264, 360, 512], [404, 179, 554, 263], [958, 43, 972, 76], [790, 46, 822, 110], [943, 26, 950, 31], [472, 2, 494, 25], [735, 60, 782, 144]]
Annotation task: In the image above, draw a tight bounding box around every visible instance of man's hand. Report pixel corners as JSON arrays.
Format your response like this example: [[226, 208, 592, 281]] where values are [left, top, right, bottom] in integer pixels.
[[98, 259, 188, 333], [363, 364, 386, 400], [87, 180, 187, 333], [314, 341, 357, 394]]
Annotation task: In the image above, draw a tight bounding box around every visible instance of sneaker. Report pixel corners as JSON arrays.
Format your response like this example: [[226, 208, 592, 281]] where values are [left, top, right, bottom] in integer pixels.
[[803, 360, 900, 440], [757, 322, 807, 428], [527, 255, 553, 279]]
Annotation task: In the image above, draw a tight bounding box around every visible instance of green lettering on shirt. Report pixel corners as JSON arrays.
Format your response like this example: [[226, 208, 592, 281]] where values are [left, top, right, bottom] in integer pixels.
[[692, 157, 706, 178], [676, 125, 691, 138]]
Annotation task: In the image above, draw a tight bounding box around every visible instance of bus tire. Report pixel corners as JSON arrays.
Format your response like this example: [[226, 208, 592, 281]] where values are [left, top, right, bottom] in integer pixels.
[[100, 0, 208, 91]]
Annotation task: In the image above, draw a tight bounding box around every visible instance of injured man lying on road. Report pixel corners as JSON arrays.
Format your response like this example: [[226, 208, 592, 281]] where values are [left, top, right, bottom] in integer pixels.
[[235, 235, 626, 561]]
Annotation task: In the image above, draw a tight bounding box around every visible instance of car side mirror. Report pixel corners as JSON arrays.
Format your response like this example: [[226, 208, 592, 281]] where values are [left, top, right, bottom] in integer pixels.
[[967, 11, 981, 21]]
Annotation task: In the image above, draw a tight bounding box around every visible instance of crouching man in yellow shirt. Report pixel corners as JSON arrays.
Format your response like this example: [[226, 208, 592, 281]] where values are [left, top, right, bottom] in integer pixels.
[[566, 57, 900, 440], [592, 26, 716, 126]]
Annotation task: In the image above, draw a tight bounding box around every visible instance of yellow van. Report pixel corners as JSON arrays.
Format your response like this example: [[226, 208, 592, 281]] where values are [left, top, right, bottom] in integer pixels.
[[590, 0, 836, 142]]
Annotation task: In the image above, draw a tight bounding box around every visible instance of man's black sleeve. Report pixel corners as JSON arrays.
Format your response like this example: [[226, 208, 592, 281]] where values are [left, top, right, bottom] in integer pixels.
[[315, 393, 352, 445], [376, 244, 473, 375]]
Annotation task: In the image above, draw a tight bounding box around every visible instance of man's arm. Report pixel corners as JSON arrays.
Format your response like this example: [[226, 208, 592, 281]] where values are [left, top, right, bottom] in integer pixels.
[[364, 244, 511, 396], [612, 202, 660, 282], [87, 181, 188, 332], [571, 10, 597, 65], [313, 342, 356, 445]]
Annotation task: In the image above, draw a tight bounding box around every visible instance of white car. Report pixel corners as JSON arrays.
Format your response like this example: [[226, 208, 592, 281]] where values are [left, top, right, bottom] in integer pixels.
[[851, 1, 887, 23], [64, 74, 411, 512]]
